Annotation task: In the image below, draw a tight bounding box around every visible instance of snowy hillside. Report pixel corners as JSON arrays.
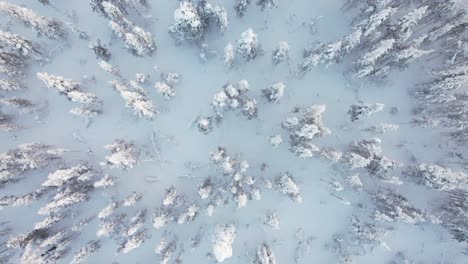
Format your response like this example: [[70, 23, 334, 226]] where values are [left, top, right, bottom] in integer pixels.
[[0, 0, 467, 263]]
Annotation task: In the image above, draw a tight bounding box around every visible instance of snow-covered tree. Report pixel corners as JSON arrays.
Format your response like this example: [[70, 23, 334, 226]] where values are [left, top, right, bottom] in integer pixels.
[[353, 39, 395, 78], [256, 0, 277, 11], [264, 210, 280, 229], [198, 178, 213, 199], [197, 1, 229, 33], [372, 189, 430, 224], [0, 79, 24, 91], [282, 105, 330, 158], [342, 137, 399, 183], [0, 143, 63, 185], [37, 72, 102, 117], [393, 6, 429, 42], [212, 80, 258, 120], [177, 203, 200, 224], [272, 42, 290, 65], [90, 40, 111, 61], [262, 82, 285, 102], [38, 188, 88, 215], [153, 208, 173, 230], [0, 112, 17, 131], [118, 230, 146, 253], [406, 163, 468, 191], [111, 80, 157, 118], [0, 51, 28, 77], [0, 2, 66, 39], [97, 214, 125, 238], [348, 102, 384, 122], [98, 60, 120, 76], [237, 28, 259, 61], [268, 134, 283, 147], [98, 201, 118, 219], [155, 82, 176, 100], [0, 30, 36, 57], [212, 224, 236, 263], [109, 20, 156, 56], [256, 243, 276, 264], [196, 115, 219, 134], [224, 42, 235, 69], [94, 0, 155, 56], [126, 209, 146, 236], [0, 97, 34, 113], [102, 139, 139, 169], [169, 1, 227, 43], [169, 1, 204, 42], [155, 236, 177, 264], [235, 0, 250, 17], [438, 190, 468, 242], [70, 240, 101, 264], [42, 164, 96, 187], [275, 172, 302, 203], [363, 123, 399, 134], [123, 192, 142, 207]]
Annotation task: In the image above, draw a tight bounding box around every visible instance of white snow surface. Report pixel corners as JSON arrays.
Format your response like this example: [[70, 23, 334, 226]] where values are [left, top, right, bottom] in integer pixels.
[[0, 0, 467, 264]]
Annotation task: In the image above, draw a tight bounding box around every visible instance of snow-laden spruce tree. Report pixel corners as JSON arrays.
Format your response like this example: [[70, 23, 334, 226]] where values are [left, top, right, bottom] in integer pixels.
[[109, 20, 156, 56], [0, 112, 17, 131], [0, 2, 66, 39], [353, 38, 395, 79], [438, 190, 468, 242], [412, 63, 468, 144], [256, 0, 277, 11], [262, 82, 285, 103], [111, 80, 157, 118], [0, 30, 37, 57], [169, 1, 228, 43], [212, 224, 236, 263], [236, 28, 259, 61], [89, 40, 111, 61], [341, 137, 400, 184], [118, 230, 147, 253], [406, 163, 468, 191], [372, 189, 431, 224], [256, 243, 276, 264], [224, 42, 235, 69], [264, 211, 280, 229], [272, 41, 290, 65], [37, 72, 102, 117], [0, 79, 24, 91], [275, 172, 302, 203], [282, 105, 330, 158], [42, 164, 96, 187], [0, 143, 63, 186], [211, 80, 258, 120], [330, 216, 389, 261], [348, 102, 384, 122], [155, 235, 177, 264], [169, 1, 204, 42], [209, 147, 262, 209], [235, 0, 250, 17], [70, 240, 101, 264], [92, 0, 156, 56], [197, 0, 229, 33], [0, 51, 28, 77], [102, 139, 140, 169], [154, 71, 181, 100]]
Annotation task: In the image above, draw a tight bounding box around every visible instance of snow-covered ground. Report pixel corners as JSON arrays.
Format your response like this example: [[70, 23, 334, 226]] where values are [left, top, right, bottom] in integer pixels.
[[0, 0, 467, 263]]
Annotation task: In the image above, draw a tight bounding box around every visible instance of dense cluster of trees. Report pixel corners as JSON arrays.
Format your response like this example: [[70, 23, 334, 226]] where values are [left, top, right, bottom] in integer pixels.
[[196, 80, 257, 134]]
